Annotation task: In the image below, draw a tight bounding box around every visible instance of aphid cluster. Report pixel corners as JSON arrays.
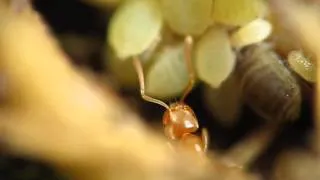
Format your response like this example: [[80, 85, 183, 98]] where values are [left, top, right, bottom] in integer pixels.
[[106, 0, 314, 157], [104, 0, 318, 179], [107, 0, 269, 99]]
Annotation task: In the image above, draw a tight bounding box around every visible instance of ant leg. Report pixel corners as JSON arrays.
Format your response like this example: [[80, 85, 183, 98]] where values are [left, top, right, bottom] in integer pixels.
[[132, 56, 169, 110], [201, 128, 209, 152], [180, 36, 196, 102]]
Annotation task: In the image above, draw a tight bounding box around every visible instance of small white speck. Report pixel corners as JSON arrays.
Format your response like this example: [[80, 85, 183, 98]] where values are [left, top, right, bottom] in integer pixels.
[[184, 121, 194, 128]]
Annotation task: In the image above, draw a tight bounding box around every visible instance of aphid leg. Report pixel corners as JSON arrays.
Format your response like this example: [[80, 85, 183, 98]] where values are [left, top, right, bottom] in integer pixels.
[[180, 36, 196, 102], [132, 56, 169, 109], [201, 128, 209, 152]]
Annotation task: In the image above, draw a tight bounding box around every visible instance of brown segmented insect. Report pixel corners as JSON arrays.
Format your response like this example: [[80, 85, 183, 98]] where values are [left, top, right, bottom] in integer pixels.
[[133, 36, 209, 156], [236, 43, 302, 122]]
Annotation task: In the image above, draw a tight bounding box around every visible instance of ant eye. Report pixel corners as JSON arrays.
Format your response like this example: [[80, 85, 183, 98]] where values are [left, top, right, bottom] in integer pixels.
[[195, 26, 236, 88], [108, 0, 162, 59]]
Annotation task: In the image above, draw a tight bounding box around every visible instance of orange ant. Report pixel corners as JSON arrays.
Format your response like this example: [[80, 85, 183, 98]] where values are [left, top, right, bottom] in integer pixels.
[[133, 36, 209, 156]]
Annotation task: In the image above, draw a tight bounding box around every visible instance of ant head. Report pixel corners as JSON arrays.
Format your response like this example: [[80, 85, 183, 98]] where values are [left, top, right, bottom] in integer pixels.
[[162, 102, 199, 139]]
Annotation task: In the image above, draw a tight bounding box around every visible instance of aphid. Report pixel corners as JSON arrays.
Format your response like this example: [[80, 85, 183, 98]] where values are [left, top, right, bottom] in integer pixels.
[[133, 36, 209, 155], [212, 0, 266, 26], [230, 18, 272, 49], [195, 25, 236, 89], [287, 50, 316, 83], [236, 43, 301, 122], [145, 43, 189, 99], [159, 0, 212, 36], [108, 0, 162, 59]]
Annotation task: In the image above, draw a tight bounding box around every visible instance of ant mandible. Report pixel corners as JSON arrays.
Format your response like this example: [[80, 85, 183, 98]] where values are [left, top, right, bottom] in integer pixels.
[[133, 36, 209, 156]]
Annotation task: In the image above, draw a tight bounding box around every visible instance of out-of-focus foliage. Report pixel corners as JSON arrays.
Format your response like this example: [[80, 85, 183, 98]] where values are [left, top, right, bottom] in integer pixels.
[[59, 34, 101, 64], [159, 0, 212, 36], [195, 26, 235, 88], [220, 126, 277, 169], [268, 11, 302, 56], [272, 150, 320, 180], [108, 0, 162, 59]]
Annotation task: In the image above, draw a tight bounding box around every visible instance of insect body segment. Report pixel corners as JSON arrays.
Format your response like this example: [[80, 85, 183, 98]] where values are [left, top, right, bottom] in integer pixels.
[[180, 128, 209, 154], [133, 36, 209, 155], [236, 43, 301, 122]]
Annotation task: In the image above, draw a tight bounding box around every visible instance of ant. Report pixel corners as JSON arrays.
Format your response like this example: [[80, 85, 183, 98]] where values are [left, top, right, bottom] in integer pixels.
[[133, 36, 209, 156]]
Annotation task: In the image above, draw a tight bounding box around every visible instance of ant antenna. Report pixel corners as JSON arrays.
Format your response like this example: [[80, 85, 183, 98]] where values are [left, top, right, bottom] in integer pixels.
[[180, 36, 196, 102], [132, 56, 170, 110]]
